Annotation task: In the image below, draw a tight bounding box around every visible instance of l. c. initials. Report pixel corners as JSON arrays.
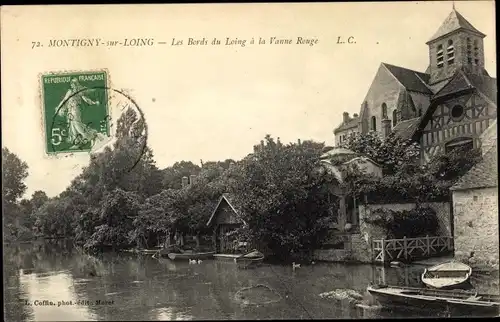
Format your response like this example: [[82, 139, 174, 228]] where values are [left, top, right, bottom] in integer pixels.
[[337, 36, 356, 44]]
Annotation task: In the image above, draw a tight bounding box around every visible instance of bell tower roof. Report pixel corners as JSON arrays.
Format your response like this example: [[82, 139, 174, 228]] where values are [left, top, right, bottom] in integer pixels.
[[426, 8, 485, 44]]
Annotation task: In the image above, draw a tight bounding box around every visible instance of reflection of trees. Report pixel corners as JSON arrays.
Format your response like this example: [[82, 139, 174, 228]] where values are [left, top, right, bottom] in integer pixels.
[[4, 244, 36, 322]]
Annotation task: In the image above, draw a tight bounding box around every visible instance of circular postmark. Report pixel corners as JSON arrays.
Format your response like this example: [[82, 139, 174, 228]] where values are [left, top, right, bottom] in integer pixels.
[[49, 86, 148, 172]]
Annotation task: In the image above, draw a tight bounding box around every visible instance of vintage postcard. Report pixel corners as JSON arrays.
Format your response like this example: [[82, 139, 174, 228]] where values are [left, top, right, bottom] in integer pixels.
[[1, 2, 498, 321]]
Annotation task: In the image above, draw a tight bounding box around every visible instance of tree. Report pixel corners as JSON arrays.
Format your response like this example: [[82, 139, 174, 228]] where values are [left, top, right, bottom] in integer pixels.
[[2, 147, 29, 206], [231, 136, 335, 260], [31, 190, 49, 210], [162, 161, 201, 189], [340, 132, 420, 175], [84, 188, 141, 252]]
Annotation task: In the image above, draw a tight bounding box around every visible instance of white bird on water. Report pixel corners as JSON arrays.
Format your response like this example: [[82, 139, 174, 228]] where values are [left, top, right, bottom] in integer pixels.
[[292, 262, 301, 270], [197, 259, 202, 264], [189, 259, 197, 264]]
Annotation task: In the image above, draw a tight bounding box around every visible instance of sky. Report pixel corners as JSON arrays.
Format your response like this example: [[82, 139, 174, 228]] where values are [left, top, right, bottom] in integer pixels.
[[1, 1, 497, 198]]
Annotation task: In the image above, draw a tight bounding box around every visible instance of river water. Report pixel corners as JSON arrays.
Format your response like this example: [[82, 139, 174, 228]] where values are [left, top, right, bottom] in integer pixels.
[[4, 241, 499, 321]]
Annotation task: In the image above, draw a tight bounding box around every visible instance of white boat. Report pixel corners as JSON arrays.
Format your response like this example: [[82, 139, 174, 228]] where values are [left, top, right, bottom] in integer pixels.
[[421, 261, 472, 289]]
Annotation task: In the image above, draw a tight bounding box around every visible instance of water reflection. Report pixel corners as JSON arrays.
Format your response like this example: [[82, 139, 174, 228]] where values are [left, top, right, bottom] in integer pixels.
[[3, 242, 499, 321]]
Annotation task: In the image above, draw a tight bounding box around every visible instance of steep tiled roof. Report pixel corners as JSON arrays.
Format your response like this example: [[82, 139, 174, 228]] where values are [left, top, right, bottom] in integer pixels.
[[433, 70, 497, 104], [392, 117, 421, 141], [427, 9, 486, 44], [451, 145, 498, 191], [466, 73, 497, 105], [383, 63, 432, 94], [334, 116, 359, 134]]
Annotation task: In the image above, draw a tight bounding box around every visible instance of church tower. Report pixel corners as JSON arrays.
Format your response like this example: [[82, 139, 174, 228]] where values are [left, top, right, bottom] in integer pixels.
[[426, 6, 486, 86]]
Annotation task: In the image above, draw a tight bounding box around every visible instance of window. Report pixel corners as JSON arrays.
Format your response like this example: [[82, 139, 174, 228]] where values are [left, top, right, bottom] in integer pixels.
[[447, 39, 455, 65], [382, 103, 388, 119], [392, 110, 398, 127], [467, 38, 472, 64], [450, 104, 465, 121], [437, 44, 444, 68], [371, 116, 377, 131]]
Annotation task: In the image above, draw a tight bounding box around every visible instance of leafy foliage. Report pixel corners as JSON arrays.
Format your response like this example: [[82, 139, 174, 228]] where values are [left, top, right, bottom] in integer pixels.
[[364, 206, 439, 239], [230, 136, 336, 260], [340, 133, 483, 204], [2, 148, 29, 206], [340, 132, 420, 175]]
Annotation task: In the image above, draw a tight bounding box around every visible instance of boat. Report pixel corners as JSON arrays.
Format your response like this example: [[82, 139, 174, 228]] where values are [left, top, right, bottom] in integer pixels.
[[167, 251, 215, 261], [367, 284, 500, 315], [235, 249, 265, 269], [421, 261, 472, 289], [122, 248, 162, 255]]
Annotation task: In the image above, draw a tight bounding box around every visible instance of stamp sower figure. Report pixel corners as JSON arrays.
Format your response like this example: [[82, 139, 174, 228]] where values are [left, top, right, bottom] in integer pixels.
[[55, 78, 104, 149]]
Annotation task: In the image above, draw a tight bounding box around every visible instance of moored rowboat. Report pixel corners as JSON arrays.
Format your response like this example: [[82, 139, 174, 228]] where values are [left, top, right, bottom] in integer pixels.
[[421, 261, 472, 289], [367, 284, 500, 315], [167, 251, 215, 261], [235, 249, 265, 268]]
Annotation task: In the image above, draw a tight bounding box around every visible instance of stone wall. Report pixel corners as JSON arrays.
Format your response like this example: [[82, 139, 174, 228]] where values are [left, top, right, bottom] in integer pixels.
[[453, 187, 499, 268], [361, 64, 404, 133], [358, 202, 452, 238], [313, 233, 373, 263]]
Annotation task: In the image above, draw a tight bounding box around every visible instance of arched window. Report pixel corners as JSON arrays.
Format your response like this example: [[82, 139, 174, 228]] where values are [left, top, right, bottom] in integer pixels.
[[371, 116, 377, 131], [392, 110, 398, 127], [381, 103, 388, 119], [447, 39, 455, 65]]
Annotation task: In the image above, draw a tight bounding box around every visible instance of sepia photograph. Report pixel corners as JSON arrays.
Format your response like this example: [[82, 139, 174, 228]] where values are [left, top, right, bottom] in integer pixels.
[[1, 1, 498, 320]]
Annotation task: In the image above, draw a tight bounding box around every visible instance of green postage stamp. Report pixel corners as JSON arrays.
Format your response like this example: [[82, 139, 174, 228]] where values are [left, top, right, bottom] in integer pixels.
[[41, 70, 110, 154]]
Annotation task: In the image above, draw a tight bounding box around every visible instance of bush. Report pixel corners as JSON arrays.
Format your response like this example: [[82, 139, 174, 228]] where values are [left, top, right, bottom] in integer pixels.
[[365, 206, 439, 239]]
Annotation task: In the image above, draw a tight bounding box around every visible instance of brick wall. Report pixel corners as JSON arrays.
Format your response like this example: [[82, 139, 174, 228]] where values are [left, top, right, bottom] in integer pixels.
[[453, 187, 499, 267]]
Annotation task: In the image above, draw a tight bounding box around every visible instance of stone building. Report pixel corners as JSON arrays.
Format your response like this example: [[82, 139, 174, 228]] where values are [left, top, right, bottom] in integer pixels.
[[451, 122, 498, 267], [333, 7, 497, 164]]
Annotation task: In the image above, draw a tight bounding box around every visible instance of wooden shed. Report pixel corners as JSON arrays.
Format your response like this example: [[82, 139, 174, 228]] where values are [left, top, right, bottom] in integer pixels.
[[206, 193, 247, 254]]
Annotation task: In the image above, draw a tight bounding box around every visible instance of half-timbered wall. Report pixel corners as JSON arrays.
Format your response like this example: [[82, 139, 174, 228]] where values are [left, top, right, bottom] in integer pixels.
[[420, 92, 497, 163]]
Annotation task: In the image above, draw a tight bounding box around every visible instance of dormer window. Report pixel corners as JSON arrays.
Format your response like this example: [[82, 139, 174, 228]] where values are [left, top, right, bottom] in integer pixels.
[[437, 44, 444, 68], [447, 39, 455, 65], [381, 103, 388, 119]]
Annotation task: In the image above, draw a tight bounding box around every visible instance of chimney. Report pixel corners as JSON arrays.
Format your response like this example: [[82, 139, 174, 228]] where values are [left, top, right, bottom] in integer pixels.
[[181, 176, 189, 188], [343, 112, 349, 123], [190, 174, 197, 185], [382, 119, 392, 138], [353, 113, 358, 118], [297, 139, 301, 146]]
